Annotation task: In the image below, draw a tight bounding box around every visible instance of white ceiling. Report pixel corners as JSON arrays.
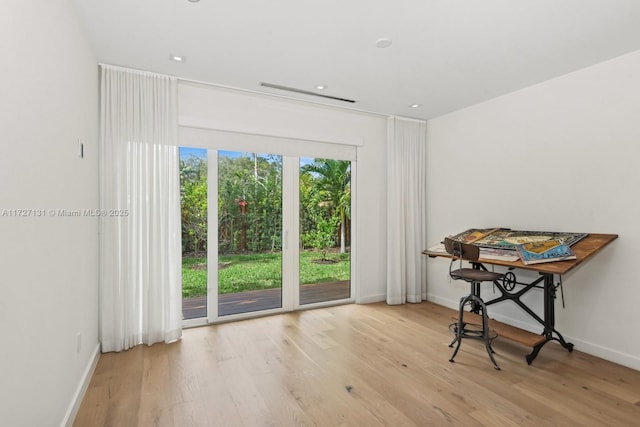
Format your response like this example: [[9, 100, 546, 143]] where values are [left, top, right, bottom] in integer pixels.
[[73, 0, 640, 120]]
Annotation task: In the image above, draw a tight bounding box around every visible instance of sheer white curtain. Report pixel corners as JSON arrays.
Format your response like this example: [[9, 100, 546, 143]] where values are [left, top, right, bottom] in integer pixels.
[[99, 65, 182, 352], [386, 117, 428, 304]]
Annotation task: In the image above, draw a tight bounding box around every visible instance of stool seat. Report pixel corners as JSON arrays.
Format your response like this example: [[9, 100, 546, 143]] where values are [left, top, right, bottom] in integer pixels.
[[450, 268, 503, 282]]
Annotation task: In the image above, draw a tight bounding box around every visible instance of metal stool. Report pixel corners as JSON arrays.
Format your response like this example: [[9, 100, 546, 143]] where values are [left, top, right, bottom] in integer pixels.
[[444, 237, 503, 370], [449, 292, 499, 369]]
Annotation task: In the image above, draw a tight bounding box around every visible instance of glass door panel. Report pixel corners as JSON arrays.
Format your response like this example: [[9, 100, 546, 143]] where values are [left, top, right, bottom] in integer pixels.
[[299, 158, 351, 305], [217, 151, 283, 316], [180, 147, 209, 320]]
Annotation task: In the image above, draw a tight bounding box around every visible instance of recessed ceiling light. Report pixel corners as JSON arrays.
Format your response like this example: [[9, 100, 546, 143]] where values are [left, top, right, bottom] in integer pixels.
[[315, 85, 327, 90], [170, 54, 185, 62], [409, 104, 421, 108], [187, 0, 200, 3], [375, 38, 393, 48]]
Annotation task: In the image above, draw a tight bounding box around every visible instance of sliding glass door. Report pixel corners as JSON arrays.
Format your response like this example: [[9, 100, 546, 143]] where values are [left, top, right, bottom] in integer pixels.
[[299, 158, 351, 305], [180, 142, 354, 323], [180, 147, 209, 320], [217, 151, 283, 316]]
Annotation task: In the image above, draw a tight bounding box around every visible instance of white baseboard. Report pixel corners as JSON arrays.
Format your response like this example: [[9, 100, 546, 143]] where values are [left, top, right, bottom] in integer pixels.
[[357, 293, 386, 304], [426, 294, 458, 311], [561, 335, 640, 371], [61, 343, 100, 427]]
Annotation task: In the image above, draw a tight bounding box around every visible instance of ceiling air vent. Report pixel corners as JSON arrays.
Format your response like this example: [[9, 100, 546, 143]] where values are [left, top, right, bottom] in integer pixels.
[[259, 82, 356, 103]]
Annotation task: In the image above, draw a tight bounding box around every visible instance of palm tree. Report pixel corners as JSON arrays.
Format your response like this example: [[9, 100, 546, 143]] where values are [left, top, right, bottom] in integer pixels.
[[301, 159, 351, 253]]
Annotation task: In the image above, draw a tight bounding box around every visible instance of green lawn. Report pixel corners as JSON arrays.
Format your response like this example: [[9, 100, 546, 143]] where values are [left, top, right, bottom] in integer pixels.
[[182, 251, 350, 298]]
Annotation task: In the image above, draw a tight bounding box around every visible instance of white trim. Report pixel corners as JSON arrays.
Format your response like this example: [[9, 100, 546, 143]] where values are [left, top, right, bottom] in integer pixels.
[[179, 119, 363, 148], [61, 343, 100, 427], [563, 336, 640, 371], [298, 298, 355, 310], [208, 306, 288, 324], [357, 294, 387, 304], [349, 161, 358, 305], [282, 156, 299, 310], [390, 116, 427, 124], [426, 294, 459, 311], [178, 78, 389, 120], [183, 317, 208, 328], [98, 64, 389, 121], [206, 149, 219, 323], [179, 126, 358, 159], [98, 63, 176, 81]]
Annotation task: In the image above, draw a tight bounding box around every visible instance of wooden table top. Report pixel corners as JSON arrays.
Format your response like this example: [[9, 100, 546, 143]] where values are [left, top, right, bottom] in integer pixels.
[[423, 233, 618, 275]]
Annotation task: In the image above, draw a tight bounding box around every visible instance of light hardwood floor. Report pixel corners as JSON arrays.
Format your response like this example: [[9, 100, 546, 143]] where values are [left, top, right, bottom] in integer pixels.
[[74, 302, 640, 426]]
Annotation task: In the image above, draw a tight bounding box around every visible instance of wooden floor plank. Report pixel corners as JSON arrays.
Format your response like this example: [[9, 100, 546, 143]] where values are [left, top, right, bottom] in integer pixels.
[[74, 302, 640, 427]]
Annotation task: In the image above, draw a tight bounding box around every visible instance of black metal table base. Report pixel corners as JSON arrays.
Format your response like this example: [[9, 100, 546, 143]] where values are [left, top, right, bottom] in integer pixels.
[[527, 334, 574, 364], [473, 263, 574, 364]]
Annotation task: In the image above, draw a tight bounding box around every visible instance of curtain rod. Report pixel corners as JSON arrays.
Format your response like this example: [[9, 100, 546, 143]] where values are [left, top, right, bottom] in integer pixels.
[[176, 75, 391, 119], [98, 63, 425, 122], [390, 116, 428, 124]]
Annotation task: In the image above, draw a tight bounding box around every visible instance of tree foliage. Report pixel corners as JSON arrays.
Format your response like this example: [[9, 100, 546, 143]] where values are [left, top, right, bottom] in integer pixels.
[[300, 159, 351, 253], [180, 156, 207, 254], [301, 213, 339, 261], [217, 153, 282, 253], [180, 154, 351, 258]]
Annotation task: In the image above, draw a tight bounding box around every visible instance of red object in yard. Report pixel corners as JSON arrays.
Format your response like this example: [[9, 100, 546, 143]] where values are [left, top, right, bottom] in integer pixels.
[[238, 199, 247, 214]]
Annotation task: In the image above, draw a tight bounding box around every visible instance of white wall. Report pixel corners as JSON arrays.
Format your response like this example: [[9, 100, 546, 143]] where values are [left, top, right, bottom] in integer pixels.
[[426, 50, 640, 370], [178, 83, 389, 303], [0, 1, 99, 425]]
